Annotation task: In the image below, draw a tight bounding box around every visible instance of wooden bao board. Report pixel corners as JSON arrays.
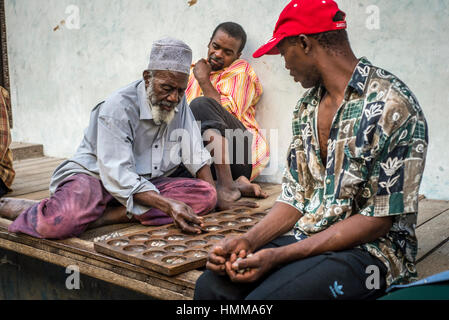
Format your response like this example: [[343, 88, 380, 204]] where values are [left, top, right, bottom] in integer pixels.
[[93, 207, 270, 276]]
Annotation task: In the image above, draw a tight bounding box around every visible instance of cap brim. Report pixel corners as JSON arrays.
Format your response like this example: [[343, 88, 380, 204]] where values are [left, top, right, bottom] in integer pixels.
[[252, 36, 283, 58]]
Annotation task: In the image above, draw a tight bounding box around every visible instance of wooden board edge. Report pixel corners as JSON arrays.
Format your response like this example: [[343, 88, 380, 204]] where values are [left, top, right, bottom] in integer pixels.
[[0, 226, 200, 289], [0, 237, 191, 300]]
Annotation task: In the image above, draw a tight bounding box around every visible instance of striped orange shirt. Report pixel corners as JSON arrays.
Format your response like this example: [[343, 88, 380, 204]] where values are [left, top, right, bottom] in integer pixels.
[[0, 86, 15, 190], [186, 59, 269, 180]]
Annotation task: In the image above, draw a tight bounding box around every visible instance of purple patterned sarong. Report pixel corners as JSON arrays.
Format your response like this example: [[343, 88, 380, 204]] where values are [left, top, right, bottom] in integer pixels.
[[8, 174, 217, 239]]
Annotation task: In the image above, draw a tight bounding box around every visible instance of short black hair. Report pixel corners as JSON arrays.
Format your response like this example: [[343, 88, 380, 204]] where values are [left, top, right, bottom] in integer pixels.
[[211, 22, 247, 53], [307, 11, 349, 53], [307, 29, 349, 52]]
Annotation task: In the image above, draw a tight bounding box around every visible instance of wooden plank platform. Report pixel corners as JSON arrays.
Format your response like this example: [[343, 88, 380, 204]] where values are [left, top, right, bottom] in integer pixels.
[[10, 142, 44, 161], [0, 156, 448, 299]]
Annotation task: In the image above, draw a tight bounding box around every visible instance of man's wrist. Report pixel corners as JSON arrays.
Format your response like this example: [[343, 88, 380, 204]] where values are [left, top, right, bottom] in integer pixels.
[[197, 77, 213, 88], [241, 232, 259, 253], [134, 190, 171, 214]]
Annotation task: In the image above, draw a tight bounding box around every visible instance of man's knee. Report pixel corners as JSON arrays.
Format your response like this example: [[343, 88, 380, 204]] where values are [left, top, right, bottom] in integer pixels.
[[33, 199, 85, 239], [195, 269, 251, 300], [189, 96, 217, 117], [194, 271, 212, 300], [191, 179, 217, 215], [194, 270, 223, 300], [32, 175, 106, 239], [150, 177, 217, 216]]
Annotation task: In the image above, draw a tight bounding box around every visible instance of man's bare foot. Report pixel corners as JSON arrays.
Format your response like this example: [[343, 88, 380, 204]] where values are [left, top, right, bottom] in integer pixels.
[[235, 176, 269, 199], [216, 184, 242, 202], [0, 198, 38, 220], [88, 206, 136, 230]]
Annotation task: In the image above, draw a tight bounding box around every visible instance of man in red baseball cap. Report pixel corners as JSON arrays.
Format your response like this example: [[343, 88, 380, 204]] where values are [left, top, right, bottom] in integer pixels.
[[195, 0, 428, 300]]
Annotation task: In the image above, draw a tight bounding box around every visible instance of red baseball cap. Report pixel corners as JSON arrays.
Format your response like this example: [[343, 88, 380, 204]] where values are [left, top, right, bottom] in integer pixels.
[[253, 0, 347, 58]]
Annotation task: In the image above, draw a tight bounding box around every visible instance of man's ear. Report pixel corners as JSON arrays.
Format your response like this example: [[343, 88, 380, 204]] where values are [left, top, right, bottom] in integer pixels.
[[143, 70, 151, 80], [298, 34, 312, 55], [143, 70, 152, 87]]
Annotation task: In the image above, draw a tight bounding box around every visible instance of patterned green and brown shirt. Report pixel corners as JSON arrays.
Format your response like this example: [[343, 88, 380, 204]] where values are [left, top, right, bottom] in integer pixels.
[[277, 57, 428, 287]]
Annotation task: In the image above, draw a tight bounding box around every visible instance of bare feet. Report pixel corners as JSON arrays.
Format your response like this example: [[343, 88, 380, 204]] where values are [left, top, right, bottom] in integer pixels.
[[0, 198, 38, 220], [87, 206, 137, 230], [235, 176, 268, 199], [215, 180, 261, 211], [216, 184, 242, 202]]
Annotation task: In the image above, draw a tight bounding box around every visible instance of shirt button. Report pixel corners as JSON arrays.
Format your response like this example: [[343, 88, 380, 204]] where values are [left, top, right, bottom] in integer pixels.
[[154, 166, 158, 170], [155, 145, 158, 149], [326, 179, 331, 184]]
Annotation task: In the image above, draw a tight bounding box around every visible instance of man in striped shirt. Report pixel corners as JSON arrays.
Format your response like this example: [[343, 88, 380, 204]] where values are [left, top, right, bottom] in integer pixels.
[[186, 22, 270, 203]]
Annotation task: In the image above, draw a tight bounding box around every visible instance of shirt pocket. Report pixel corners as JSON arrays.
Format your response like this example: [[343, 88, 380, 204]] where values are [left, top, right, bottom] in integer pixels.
[[337, 143, 368, 199], [162, 141, 182, 167]]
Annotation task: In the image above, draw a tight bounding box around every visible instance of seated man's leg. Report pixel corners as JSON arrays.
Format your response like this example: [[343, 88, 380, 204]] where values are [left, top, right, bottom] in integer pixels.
[[195, 236, 388, 300], [195, 236, 295, 300], [8, 174, 114, 239], [134, 176, 217, 226], [195, 267, 261, 300], [245, 248, 387, 300], [0, 197, 39, 220], [190, 97, 265, 199], [190, 97, 252, 180]]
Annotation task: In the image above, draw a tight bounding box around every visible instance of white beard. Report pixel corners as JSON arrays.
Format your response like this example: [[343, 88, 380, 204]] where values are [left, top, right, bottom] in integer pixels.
[[146, 83, 176, 126]]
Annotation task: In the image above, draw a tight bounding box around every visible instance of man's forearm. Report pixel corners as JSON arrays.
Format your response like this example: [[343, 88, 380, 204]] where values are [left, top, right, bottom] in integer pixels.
[[273, 214, 393, 266], [198, 79, 221, 105], [244, 201, 303, 252], [134, 190, 171, 212]]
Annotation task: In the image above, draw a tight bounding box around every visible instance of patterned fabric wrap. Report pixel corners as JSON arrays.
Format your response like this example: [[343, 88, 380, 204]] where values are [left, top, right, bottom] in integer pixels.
[[186, 59, 269, 180], [277, 57, 428, 287], [9, 174, 217, 240], [0, 86, 15, 190]]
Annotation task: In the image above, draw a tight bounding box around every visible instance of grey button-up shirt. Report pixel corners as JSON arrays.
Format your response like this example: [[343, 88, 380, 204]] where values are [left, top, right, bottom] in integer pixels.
[[50, 80, 212, 215]]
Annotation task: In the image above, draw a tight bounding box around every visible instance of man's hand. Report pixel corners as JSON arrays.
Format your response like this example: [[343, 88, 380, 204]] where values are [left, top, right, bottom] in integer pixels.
[[206, 236, 252, 275], [225, 248, 277, 283], [134, 191, 205, 234], [192, 59, 221, 104], [166, 198, 205, 234], [193, 59, 212, 84]]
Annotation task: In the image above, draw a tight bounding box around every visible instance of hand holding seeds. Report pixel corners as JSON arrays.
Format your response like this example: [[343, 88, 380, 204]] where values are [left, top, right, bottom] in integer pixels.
[[234, 253, 254, 274]]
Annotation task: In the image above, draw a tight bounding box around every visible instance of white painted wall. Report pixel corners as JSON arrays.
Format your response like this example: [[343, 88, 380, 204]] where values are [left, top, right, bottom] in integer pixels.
[[5, 0, 449, 199]]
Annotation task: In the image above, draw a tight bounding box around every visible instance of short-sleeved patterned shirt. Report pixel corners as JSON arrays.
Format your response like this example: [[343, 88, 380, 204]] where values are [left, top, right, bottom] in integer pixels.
[[277, 57, 428, 287]]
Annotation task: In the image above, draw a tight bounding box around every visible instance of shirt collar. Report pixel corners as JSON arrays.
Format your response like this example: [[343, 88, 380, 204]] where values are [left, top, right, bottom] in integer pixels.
[[303, 87, 321, 108], [304, 57, 373, 108], [137, 80, 153, 120], [346, 57, 372, 96], [137, 80, 180, 121]]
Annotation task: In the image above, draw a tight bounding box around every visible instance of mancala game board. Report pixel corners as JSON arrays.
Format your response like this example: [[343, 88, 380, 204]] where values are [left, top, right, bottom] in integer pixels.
[[93, 207, 270, 276]]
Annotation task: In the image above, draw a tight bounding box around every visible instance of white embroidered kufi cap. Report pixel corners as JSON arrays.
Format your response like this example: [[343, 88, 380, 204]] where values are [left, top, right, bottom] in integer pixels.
[[148, 37, 192, 75]]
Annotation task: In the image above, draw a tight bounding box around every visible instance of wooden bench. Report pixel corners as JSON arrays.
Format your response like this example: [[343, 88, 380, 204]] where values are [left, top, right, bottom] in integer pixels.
[[0, 154, 448, 299]]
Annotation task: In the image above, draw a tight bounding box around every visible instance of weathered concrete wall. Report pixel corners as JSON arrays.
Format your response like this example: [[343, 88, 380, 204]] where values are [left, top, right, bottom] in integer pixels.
[[5, 0, 449, 199]]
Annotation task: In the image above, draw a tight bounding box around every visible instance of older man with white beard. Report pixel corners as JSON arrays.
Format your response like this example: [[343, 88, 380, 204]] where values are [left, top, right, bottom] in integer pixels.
[[3, 38, 255, 240]]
